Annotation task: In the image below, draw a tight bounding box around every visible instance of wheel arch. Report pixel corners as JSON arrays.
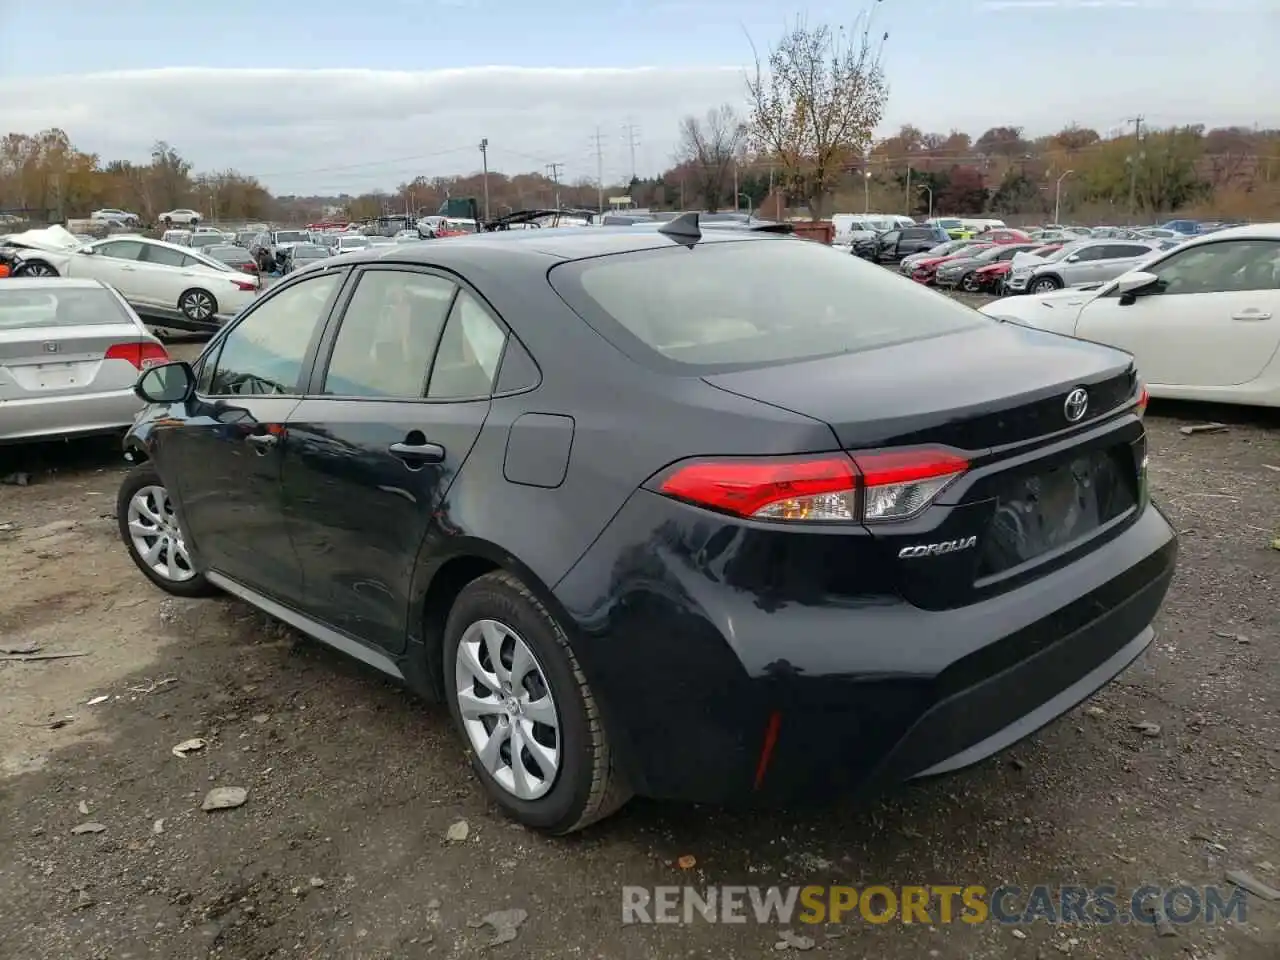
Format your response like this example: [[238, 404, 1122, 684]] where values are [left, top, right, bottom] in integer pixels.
[[407, 537, 575, 701], [1032, 272, 1063, 289]]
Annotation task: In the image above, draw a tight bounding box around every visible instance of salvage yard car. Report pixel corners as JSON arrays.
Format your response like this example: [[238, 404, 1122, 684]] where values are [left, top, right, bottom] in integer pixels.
[[981, 223, 1280, 407], [2, 226, 259, 331], [115, 215, 1177, 834], [1, 278, 168, 443]]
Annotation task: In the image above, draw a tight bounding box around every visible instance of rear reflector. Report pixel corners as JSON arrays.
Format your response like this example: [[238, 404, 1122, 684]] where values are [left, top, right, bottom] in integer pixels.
[[105, 341, 169, 369], [656, 447, 968, 523]]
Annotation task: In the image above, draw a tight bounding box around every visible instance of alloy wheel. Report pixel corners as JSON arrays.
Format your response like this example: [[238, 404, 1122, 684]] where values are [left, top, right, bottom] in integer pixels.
[[125, 485, 196, 582], [22, 262, 56, 277], [961, 273, 979, 292], [181, 291, 214, 321], [1032, 279, 1059, 294], [454, 618, 561, 800]]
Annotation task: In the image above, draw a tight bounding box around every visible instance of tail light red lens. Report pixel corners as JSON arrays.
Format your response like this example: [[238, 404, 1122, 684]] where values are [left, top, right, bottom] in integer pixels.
[[230, 278, 257, 291], [105, 341, 169, 369], [656, 447, 969, 523], [1136, 382, 1149, 417]]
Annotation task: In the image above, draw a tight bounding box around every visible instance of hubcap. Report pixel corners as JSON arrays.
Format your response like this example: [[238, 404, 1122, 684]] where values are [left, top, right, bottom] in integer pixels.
[[126, 485, 195, 582], [184, 293, 213, 319], [454, 619, 560, 800]]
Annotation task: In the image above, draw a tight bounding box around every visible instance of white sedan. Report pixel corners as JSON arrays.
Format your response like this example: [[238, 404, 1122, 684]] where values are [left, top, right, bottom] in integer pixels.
[[979, 223, 1280, 407], [5, 226, 260, 332]]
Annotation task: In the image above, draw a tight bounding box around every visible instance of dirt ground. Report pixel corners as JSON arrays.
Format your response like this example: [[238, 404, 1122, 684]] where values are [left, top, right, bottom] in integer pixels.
[[1, 331, 1278, 959]]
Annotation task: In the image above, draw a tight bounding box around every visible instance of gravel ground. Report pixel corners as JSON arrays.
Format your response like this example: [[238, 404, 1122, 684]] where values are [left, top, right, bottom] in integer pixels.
[[1, 295, 1277, 959]]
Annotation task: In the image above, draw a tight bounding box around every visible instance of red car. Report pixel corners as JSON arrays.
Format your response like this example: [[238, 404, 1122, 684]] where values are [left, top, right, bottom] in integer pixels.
[[911, 244, 995, 284], [980, 228, 1033, 243], [972, 243, 1063, 293]]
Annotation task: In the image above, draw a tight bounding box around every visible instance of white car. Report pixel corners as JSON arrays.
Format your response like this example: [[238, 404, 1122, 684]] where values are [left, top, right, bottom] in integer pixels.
[[0, 278, 168, 443], [159, 209, 202, 226], [5, 226, 259, 332], [979, 224, 1280, 407], [91, 208, 140, 225]]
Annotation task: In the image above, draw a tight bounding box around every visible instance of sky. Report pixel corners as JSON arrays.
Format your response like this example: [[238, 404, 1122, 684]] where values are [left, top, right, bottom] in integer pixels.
[[1, 0, 1276, 196]]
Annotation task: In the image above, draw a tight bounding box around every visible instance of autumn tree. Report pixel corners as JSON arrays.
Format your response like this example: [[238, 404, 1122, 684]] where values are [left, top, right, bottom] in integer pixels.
[[746, 11, 889, 219], [676, 104, 745, 212], [975, 126, 1030, 159]]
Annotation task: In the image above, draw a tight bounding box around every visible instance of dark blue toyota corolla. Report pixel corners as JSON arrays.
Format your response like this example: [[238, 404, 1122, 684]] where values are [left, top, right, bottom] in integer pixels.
[[116, 216, 1176, 834]]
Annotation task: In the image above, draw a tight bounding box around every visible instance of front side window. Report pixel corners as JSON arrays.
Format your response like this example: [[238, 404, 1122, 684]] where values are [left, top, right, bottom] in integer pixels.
[[552, 239, 986, 371], [1147, 240, 1280, 295], [208, 272, 340, 396], [95, 240, 145, 261], [322, 270, 456, 398]]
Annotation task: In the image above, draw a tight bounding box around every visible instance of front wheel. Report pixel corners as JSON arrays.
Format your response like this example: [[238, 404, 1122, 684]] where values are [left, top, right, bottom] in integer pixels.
[[16, 260, 58, 278], [444, 571, 631, 834], [1031, 276, 1062, 294], [117, 462, 218, 597], [960, 272, 980, 293]]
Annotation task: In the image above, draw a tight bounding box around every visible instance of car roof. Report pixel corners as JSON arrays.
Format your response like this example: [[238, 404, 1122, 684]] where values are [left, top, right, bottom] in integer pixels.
[[1, 277, 107, 291], [1175, 222, 1280, 244]]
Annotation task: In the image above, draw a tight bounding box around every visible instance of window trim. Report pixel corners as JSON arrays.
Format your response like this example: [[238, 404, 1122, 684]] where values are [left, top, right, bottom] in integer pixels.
[[304, 262, 540, 403], [195, 266, 350, 400]]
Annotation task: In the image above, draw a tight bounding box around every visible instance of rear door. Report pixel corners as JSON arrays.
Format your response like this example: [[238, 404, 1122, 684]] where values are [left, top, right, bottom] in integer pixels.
[[157, 270, 347, 606], [1073, 238, 1280, 387], [136, 241, 195, 311], [281, 266, 506, 653], [1093, 244, 1159, 283]]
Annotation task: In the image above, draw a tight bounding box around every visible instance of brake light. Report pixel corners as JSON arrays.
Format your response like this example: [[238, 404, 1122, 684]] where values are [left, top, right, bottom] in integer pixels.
[[105, 341, 169, 369], [230, 278, 257, 291], [656, 447, 968, 523], [0, 264, 9, 279], [1137, 382, 1149, 417]]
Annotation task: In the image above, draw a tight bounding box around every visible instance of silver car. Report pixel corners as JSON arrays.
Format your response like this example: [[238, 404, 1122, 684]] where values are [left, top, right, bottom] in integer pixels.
[[1008, 240, 1161, 295], [0, 278, 167, 444]]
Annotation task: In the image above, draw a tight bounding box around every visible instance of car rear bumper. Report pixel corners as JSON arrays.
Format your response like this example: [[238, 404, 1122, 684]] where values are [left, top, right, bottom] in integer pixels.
[[553, 491, 1177, 805], [0, 388, 141, 443]]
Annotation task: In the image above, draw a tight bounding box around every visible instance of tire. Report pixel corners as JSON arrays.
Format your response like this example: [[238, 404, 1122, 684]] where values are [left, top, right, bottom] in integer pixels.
[[116, 462, 218, 597], [178, 288, 218, 324], [1031, 275, 1062, 294], [960, 272, 980, 293], [443, 571, 631, 834], [16, 260, 58, 278]]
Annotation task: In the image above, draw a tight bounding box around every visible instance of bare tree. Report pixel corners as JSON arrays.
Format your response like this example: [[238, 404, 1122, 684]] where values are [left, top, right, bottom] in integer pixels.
[[746, 12, 889, 219], [677, 105, 746, 212]]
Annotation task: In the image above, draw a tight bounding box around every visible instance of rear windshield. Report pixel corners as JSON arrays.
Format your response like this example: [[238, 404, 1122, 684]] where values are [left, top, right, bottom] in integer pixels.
[[902, 227, 939, 239], [0, 286, 131, 329], [274, 231, 308, 243], [550, 239, 986, 371]]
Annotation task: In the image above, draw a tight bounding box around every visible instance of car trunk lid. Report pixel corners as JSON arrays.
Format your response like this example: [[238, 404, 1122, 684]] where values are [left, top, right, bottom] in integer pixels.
[[0, 323, 156, 399]]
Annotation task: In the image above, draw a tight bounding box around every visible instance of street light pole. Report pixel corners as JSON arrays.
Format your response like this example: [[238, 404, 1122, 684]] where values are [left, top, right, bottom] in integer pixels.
[[1054, 169, 1074, 225], [863, 170, 872, 213], [479, 139, 490, 221], [919, 185, 933, 219]]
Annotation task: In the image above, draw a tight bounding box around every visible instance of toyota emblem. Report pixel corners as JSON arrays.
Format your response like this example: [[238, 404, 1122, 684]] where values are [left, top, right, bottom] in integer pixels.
[[1063, 387, 1089, 423], [42, 341, 58, 353]]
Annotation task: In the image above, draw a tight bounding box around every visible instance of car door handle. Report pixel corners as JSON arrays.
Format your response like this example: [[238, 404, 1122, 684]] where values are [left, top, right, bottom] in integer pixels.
[[120, 266, 136, 271], [1232, 311, 1271, 321], [389, 441, 445, 463], [246, 432, 278, 451]]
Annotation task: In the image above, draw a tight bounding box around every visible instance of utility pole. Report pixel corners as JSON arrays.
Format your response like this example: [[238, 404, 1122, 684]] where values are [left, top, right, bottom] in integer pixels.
[[478, 138, 490, 221], [622, 118, 640, 182], [591, 127, 605, 214], [545, 162, 563, 209], [1126, 115, 1143, 215], [733, 162, 739, 211], [904, 165, 911, 214]]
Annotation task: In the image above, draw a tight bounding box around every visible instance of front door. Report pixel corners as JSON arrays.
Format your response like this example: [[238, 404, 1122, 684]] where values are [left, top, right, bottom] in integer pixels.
[[79, 238, 147, 300], [155, 270, 346, 606], [1074, 238, 1280, 388], [281, 267, 509, 653]]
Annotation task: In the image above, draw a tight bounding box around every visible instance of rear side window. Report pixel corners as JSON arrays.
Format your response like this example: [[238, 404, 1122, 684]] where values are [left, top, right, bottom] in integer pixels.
[[550, 239, 986, 371]]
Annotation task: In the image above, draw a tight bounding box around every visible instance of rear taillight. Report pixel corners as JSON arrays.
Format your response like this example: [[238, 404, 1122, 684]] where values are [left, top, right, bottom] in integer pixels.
[[0, 265, 10, 279], [655, 447, 968, 523], [105, 341, 169, 369], [231, 278, 257, 291], [1136, 382, 1149, 417]]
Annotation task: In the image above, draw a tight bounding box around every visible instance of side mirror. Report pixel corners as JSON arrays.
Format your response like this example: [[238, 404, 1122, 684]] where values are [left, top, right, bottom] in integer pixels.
[[1114, 270, 1159, 305], [1064, 254, 1080, 262], [135, 361, 195, 404]]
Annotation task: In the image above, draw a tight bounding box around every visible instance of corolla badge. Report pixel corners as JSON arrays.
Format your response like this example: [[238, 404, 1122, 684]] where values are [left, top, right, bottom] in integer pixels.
[[1063, 387, 1089, 423], [898, 536, 977, 559]]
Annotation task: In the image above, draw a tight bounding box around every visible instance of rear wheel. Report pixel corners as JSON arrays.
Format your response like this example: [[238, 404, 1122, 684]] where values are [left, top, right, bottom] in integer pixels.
[[443, 571, 631, 834], [117, 463, 217, 597], [178, 288, 218, 324]]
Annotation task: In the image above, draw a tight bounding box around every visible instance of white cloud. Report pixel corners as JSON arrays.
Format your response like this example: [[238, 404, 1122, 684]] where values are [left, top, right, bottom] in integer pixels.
[[1, 64, 1274, 196], [0, 67, 749, 195]]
